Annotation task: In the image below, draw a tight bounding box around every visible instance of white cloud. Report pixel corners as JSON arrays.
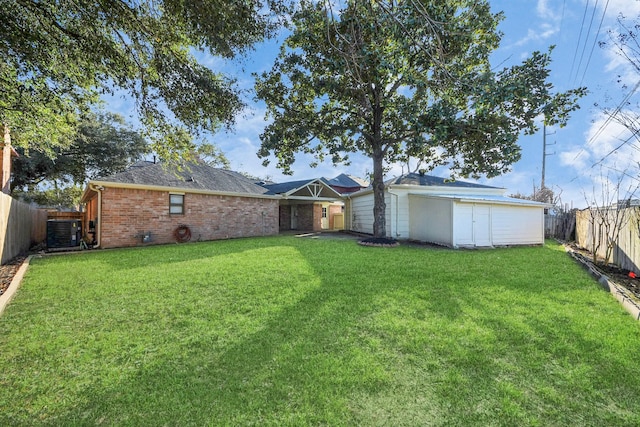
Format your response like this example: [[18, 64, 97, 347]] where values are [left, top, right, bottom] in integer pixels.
[[536, 0, 553, 19], [603, 0, 640, 19], [559, 147, 590, 170]]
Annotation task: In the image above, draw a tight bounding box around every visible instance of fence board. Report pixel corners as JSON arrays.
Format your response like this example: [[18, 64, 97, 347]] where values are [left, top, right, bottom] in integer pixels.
[[0, 193, 47, 264], [576, 207, 640, 272]]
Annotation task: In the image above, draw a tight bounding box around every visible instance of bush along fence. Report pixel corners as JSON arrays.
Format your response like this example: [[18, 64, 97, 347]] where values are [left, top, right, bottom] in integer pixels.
[[575, 206, 640, 272], [0, 193, 47, 264]]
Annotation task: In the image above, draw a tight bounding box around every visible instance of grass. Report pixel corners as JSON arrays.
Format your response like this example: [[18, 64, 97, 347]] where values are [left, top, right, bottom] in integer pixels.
[[1, 236, 639, 426]]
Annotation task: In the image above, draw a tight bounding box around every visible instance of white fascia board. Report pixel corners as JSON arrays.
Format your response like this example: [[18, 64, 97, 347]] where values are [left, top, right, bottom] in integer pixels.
[[282, 195, 344, 201], [88, 180, 281, 200], [411, 193, 551, 208], [391, 183, 506, 196]]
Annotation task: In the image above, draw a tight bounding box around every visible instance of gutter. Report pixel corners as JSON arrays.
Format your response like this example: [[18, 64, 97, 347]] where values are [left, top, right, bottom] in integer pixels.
[[89, 184, 104, 248], [89, 180, 281, 200]]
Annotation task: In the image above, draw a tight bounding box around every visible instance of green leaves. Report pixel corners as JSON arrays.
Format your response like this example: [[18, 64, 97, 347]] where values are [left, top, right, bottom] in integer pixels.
[[255, 0, 585, 236], [1, 0, 283, 157], [11, 111, 149, 206]]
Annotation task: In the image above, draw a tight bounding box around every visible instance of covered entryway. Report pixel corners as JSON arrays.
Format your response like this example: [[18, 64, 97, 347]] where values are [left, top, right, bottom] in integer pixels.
[[261, 178, 345, 232]]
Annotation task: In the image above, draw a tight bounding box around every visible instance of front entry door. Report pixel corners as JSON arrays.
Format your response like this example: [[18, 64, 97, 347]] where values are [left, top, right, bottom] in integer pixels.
[[321, 206, 329, 229]]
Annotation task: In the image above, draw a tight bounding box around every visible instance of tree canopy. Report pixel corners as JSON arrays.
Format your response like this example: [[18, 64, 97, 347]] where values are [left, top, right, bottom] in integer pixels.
[[12, 111, 148, 191], [1, 0, 284, 159], [255, 0, 586, 237], [11, 110, 231, 208]]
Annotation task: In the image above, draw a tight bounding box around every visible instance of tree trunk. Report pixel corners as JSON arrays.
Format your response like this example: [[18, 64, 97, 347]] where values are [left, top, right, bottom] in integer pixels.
[[372, 145, 386, 238], [370, 91, 386, 238]]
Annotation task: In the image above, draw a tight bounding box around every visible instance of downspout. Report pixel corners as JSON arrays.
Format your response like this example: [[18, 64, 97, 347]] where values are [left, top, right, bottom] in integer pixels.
[[344, 195, 350, 231], [387, 188, 401, 238], [89, 184, 104, 248]]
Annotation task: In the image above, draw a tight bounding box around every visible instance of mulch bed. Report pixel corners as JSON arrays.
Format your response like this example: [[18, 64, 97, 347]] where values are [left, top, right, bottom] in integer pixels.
[[358, 237, 399, 247], [594, 263, 640, 300], [567, 245, 640, 301], [0, 255, 27, 297]]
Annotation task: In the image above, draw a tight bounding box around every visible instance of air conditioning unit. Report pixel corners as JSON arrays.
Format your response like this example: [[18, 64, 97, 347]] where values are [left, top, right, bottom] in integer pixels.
[[47, 220, 82, 248]]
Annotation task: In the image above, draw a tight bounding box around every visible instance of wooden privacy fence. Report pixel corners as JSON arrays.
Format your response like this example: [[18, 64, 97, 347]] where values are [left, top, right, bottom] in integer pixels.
[[0, 192, 47, 264], [575, 207, 640, 272], [545, 211, 576, 240]]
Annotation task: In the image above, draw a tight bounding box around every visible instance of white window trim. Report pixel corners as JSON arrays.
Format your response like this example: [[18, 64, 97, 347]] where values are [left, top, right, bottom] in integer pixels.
[[169, 193, 185, 215]]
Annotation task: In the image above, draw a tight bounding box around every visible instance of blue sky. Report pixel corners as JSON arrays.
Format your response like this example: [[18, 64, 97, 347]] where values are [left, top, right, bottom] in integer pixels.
[[106, 0, 640, 208]]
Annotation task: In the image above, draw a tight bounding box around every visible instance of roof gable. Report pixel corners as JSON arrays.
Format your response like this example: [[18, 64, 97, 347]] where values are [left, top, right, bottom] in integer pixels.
[[261, 178, 343, 199]]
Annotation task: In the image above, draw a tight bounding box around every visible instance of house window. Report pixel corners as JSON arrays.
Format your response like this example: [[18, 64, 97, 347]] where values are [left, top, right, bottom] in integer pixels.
[[169, 194, 184, 214], [322, 207, 327, 218]]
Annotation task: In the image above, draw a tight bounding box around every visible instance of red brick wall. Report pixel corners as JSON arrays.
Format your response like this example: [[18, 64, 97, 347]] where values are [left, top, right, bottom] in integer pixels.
[[97, 187, 279, 248], [313, 204, 322, 231], [296, 204, 315, 231]]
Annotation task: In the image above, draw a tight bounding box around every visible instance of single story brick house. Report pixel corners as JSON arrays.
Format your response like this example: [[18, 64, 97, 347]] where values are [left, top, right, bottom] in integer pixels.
[[80, 161, 346, 249], [81, 161, 283, 248], [81, 162, 547, 249], [345, 172, 549, 248]]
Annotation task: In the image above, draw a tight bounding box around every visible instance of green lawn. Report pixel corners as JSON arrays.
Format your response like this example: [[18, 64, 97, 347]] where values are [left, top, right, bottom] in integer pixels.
[[1, 237, 639, 426]]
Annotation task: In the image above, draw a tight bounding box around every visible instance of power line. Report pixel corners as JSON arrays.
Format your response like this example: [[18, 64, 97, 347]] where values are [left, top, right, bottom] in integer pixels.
[[572, 79, 640, 163], [579, 0, 611, 86], [573, 0, 600, 85], [590, 129, 640, 169], [569, 0, 591, 84]]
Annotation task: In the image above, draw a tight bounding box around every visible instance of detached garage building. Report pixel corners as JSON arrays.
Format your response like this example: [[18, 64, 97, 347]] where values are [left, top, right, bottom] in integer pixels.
[[345, 172, 548, 248]]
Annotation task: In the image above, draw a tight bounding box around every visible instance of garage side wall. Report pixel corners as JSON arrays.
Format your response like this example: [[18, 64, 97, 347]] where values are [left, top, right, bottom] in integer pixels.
[[349, 193, 374, 234], [408, 196, 452, 246], [491, 205, 544, 245], [348, 192, 392, 236], [99, 187, 279, 248]]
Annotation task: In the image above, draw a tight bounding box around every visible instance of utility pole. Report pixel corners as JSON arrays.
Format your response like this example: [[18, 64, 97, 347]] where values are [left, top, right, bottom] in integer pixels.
[[542, 123, 556, 190]]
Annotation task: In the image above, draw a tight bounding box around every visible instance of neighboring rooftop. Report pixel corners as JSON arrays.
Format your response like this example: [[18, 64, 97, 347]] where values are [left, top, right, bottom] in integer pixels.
[[327, 173, 369, 189], [95, 161, 270, 195], [386, 172, 500, 189]]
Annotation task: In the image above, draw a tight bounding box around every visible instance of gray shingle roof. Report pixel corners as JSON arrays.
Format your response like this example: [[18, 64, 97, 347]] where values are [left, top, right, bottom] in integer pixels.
[[95, 161, 270, 195], [386, 173, 499, 189], [260, 178, 332, 195], [327, 173, 369, 188]]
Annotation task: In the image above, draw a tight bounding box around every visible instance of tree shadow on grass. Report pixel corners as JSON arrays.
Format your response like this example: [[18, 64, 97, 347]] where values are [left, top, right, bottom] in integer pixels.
[[7, 240, 640, 425], [30, 239, 466, 425]]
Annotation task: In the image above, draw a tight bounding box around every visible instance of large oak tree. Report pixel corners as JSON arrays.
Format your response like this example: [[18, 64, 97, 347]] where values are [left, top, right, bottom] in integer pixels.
[[1, 0, 283, 160], [255, 0, 585, 238]]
